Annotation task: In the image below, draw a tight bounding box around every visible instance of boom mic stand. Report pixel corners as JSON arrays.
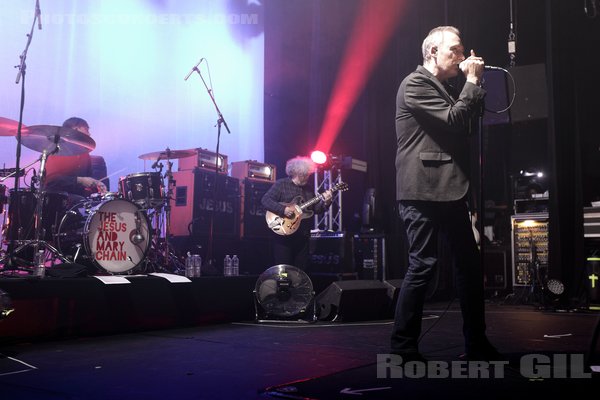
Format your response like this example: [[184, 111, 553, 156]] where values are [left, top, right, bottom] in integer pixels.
[[186, 60, 231, 272], [4, 3, 42, 270]]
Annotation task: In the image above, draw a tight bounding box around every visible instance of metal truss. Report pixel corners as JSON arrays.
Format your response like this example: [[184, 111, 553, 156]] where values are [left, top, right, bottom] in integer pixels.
[[313, 168, 343, 232]]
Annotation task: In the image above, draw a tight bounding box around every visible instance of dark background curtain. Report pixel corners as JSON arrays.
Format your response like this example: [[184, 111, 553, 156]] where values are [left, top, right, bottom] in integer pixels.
[[264, 0, 600, 302]]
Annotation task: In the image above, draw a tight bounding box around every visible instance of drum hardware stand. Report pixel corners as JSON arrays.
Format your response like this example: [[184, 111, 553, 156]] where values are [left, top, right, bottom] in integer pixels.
[[0, 163, 29, 267], [1, 148, 70, 273], [159, 157, 184, 273], [143, 154, 184, 274]]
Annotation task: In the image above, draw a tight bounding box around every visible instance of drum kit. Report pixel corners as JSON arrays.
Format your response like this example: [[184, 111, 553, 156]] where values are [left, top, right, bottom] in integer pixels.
[[0, 117, 194, 276]]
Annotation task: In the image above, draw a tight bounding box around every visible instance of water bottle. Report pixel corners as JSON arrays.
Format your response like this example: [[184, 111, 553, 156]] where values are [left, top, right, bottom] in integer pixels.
[[34, 249, 45, 278], [185, 252, 195, 278], [224, 255, 232, 276], [193, 254, 202, 277], [231, 255, 239, 276]]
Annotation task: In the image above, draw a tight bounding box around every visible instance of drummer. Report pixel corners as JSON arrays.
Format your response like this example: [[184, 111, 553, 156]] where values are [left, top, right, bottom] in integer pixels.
[[45, 117, 109, 202]]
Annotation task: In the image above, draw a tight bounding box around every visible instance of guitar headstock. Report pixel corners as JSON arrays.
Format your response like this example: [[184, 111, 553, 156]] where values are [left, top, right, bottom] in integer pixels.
[[333, 182, 349, 192]]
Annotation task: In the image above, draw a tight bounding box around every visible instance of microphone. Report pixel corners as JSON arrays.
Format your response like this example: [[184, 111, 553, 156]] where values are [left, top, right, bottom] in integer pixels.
[[184, 58, 204, 81], [484, 65, 505, 71], [131, 212, 145, 244], [151, 159, 161, 169], [36, 0, 42, 30]]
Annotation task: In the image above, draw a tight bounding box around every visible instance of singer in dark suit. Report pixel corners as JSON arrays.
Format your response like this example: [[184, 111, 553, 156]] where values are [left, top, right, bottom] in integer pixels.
[[390, 26, 501, 362], [45, 117, 109, 200]]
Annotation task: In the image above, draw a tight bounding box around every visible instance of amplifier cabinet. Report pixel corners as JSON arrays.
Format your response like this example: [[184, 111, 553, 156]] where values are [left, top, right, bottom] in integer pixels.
[[584, 207, 600, 238], [170, 169, 240, 237], [308, 232, 355, 274], [511, 213, 549, 286], [178, 148, 228, 173], [239, 179, 273, 239], [353, 234, 386, 281], [231, 161, 276, 182], [483, 246, 509, 290]]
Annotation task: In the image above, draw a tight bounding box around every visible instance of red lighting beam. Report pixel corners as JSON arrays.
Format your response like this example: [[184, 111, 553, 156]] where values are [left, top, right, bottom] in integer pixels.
[[315, 0, 405, 154]]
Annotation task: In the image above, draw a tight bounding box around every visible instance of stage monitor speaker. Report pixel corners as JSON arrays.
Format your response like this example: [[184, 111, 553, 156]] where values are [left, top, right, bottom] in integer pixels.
[[509, 63, 548, 123], [315, 280, 388, 322], [170, 169, 240, 237]]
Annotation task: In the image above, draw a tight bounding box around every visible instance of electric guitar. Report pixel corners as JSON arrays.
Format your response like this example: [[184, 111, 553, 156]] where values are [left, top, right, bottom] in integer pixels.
[[265, 182, 349, 236]]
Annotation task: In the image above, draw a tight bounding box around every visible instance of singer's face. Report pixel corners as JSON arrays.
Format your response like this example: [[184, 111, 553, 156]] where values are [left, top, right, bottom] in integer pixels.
[[436, 32, 465, 80]]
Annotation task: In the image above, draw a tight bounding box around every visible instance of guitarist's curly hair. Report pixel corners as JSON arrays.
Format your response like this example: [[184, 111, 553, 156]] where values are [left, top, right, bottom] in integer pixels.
[[285, 156, 316, 178]]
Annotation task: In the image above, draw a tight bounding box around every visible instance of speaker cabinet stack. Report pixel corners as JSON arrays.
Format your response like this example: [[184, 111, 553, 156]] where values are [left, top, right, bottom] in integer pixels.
[[238, 179, 273, 239], [230, 161, 276, 239], [170, 169, 240, 238]]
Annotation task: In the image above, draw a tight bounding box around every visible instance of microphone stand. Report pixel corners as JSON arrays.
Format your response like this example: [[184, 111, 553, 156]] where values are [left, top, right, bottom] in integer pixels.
[[5, 5, 42, 270], [477, 98, 485, 275], [188, 64, 231, 271]]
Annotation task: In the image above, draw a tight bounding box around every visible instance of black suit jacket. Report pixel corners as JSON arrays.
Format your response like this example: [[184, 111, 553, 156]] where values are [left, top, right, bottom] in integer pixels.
[[395, 65, 486, 202]]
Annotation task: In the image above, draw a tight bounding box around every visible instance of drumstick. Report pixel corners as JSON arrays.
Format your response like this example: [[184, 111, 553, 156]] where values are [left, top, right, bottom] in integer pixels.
[[97, 168, 127, 182]]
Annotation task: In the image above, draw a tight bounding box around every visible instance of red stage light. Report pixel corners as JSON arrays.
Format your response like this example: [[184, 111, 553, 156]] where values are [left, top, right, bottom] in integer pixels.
[[315, 0, 406, 154], [310, 150, 328, 165]]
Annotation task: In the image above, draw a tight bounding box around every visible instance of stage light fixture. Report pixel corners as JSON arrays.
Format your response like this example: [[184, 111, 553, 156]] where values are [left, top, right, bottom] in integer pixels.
[[310, 150, 328, 166], [546, 279, 565, 296]]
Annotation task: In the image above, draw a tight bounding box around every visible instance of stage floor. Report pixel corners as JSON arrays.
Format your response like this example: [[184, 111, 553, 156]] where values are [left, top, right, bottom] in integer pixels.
[[1, 301, 598, 400]]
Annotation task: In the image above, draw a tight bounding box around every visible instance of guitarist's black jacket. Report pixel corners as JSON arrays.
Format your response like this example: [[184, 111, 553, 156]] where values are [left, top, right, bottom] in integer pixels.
[[261, 177, 329, 235]]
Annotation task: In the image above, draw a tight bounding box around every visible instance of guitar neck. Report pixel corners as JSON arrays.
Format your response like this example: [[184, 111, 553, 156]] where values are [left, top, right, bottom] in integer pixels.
[[299, 194, 324, 211]]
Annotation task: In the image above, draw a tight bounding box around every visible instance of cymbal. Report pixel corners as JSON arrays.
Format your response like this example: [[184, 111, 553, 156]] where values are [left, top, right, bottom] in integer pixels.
[[138, 148, 196, 161], [20, 125, 96, 156], [0, 117, 25, 136]]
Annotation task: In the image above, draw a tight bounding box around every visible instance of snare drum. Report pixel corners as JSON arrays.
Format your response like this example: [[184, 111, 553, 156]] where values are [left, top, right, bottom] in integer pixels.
[[5, 189, 69, 242], [57, 198, 151, 274], [119, 172, 163, 209]]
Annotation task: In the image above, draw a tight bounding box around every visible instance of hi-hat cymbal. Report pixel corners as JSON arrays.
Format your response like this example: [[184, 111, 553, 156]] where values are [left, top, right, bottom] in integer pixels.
[[138, 148, 196, 161], [20, 125, 96, 156], [0, 117, 25, 136]]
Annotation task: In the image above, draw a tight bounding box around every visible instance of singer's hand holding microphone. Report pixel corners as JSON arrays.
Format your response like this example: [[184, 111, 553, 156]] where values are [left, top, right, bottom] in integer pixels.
[[459, 50, 485, 85]]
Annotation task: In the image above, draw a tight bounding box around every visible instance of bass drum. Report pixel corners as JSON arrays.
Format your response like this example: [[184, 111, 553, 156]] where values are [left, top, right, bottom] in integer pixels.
[[57, 198, 151, 274]]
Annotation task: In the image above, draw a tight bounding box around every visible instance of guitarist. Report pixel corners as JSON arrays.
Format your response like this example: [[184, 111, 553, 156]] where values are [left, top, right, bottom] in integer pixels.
[[261, 156, 333, 270]]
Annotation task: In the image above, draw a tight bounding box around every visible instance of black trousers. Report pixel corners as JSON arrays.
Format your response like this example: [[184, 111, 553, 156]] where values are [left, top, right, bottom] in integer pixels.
[[390, 199, 486, 354], [271, 231, 310, 270]]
